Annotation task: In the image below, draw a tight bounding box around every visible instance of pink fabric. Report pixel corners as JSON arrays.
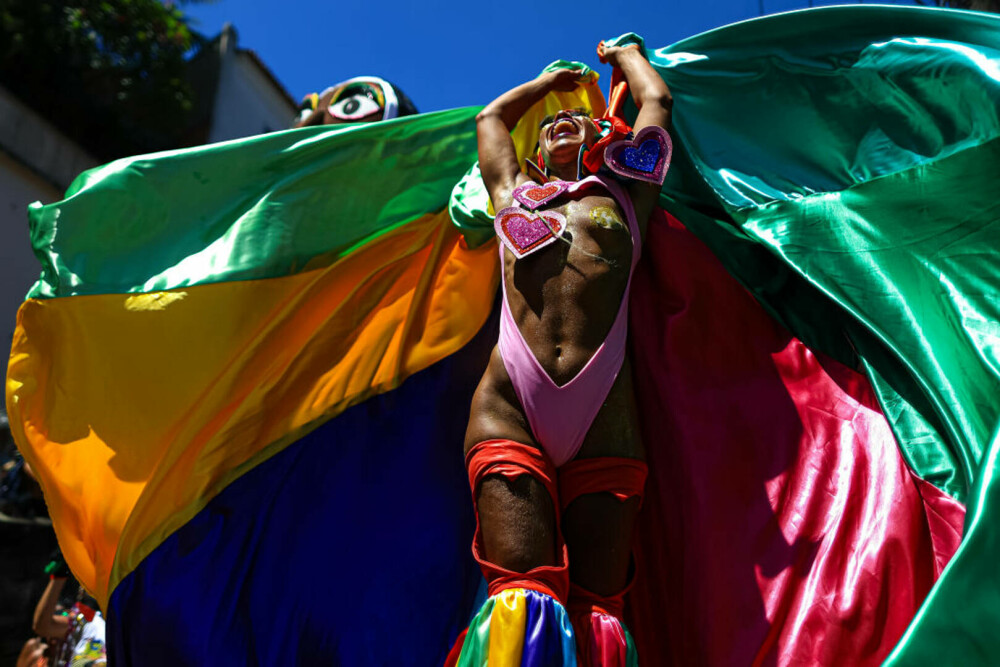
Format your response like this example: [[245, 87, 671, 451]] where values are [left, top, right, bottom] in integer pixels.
[[911, 474, 966, 578], [498, 175, 642, 466], [569, 584, 635, 667], [570, 609, 631, 667], [624, 210, 967, 666]]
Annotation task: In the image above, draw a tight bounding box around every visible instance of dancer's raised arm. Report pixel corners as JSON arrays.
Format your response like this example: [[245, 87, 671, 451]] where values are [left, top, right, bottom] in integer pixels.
[[598, 42, 673, 230], [476, 68, 587, 209], [598, 43, 672, 132]]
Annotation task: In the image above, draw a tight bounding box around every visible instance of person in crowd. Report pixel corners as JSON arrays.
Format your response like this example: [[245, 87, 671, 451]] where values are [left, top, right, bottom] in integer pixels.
[[32, 553, 106, 667]]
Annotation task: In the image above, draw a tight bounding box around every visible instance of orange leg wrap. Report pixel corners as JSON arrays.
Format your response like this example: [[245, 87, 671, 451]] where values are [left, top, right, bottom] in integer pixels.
[[557, 456, 648, 511], [465, 439, 570, 604]]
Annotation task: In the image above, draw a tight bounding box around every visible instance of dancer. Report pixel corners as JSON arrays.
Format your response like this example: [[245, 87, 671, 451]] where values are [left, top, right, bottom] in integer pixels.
[[456, 42, 672, 664]]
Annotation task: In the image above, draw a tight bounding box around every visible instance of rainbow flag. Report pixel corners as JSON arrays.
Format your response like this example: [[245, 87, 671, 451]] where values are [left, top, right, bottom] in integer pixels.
[[7, 108, 500, 662], [6, 6, 1000, 664]]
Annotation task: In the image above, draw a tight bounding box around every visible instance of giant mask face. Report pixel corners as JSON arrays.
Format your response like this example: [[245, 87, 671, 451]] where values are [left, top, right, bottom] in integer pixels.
[[293, 76, 418, 128]]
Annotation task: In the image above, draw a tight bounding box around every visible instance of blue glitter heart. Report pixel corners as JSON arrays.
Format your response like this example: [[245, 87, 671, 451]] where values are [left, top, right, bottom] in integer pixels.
[[620, 139, 661, 173]]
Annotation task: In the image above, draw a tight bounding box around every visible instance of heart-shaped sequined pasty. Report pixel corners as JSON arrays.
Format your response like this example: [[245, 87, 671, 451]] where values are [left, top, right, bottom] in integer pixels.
[[604, 125, 672, 185], [495, 207, 567, 259], [512, 181, 570, 210]]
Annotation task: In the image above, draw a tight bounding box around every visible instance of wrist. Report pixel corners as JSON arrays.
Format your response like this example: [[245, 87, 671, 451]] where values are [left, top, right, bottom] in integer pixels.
[[536, 70, 559, 89], [613, 45, 645, 67]]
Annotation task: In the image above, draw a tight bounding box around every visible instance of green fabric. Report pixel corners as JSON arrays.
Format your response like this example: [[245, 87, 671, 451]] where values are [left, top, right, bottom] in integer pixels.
[[744, 138, 1000, 500], [448, 5, 1000, 500], [634, 6, 1000, 662], [645, 2, 1000, 502], [886, 426, 1000, 665], [743, 128, 1000, 667], [656, 6, 1000, 208], [449, 162, 492, 248], [624, 624, 640, 667], [601, 32, 645, 52], [540, 59, 595, 78], [455, 596, 494, 667], [27, 108, 479, 299]]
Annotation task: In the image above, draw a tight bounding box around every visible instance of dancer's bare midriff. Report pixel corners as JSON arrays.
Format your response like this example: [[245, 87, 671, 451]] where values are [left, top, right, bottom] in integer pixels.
[[464, 188, 644, 464]]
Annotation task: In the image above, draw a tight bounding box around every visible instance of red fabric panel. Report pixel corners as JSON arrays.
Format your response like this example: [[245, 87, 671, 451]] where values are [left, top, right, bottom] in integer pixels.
[[558, 457, 649, 510], [625, 210, 966, 666], [570, 604, 632, 667], [443, 628, 468, 667], [911, 475, 966, 579]]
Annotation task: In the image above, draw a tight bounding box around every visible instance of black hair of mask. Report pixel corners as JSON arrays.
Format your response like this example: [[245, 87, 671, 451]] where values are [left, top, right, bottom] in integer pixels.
[[390, 83, 419, 117]]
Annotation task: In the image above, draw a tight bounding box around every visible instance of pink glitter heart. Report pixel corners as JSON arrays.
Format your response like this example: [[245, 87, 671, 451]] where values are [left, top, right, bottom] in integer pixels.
[[495, 207, 566, 259], [604, 125, 672, 185], [512, 181, 570, 210]]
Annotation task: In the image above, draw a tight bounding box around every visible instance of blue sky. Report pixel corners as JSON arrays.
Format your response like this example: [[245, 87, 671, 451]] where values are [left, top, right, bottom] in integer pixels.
[[182, 0, 918, 114]]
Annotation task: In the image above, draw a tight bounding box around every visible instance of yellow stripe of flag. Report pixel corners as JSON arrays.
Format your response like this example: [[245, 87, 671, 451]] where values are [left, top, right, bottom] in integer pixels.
[[6, 210, 498, 607]]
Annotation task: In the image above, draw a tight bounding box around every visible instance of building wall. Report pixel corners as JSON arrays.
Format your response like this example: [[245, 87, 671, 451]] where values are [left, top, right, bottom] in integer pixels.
[[208, 30, 297, 143], [0, 86, 97, 374], [0, 152, 57, 334], [0, 30, 295, 376]]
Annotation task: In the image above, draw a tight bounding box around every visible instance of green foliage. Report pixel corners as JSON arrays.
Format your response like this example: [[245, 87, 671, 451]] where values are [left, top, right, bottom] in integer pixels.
[[0, 0, 206, 161]]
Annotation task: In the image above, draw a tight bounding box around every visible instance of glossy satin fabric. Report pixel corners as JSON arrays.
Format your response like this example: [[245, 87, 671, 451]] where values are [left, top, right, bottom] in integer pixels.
[[26, 109, 481, 298], [450, 588, 579, 667], [631, 8, 1000, 662], [626, 211, 966, 665], [106, 317, 496, 664], [6, 109, 499, 607], [6, 70, 602, 661], [569, 584, 640, 667], [465, 439, 570, 603], [570, 609, 638, 667], [639, 7, 1000, 505]]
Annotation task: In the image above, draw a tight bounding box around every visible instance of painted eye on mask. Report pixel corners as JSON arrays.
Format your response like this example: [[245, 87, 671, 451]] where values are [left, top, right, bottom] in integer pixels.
[[329, 94, 382, 121], [295, 93, 319, 124]]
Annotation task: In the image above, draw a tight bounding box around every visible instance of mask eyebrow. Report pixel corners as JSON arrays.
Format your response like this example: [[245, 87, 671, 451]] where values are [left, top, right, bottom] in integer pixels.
[[538, 115, 555, 129], [299, 93, 319, 112]]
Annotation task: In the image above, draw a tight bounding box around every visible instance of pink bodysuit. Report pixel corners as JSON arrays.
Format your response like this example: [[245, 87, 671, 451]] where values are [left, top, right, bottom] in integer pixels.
[[497, 174, 642, 467]]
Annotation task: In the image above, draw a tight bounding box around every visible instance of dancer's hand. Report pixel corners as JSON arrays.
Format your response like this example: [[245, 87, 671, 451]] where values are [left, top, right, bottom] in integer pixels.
[[544, 67, 587, 92], [597, 41, 642, 67], [16, 638, 47, 667], [597, 38, 671, 240], [478, 66, 589, 208], [44, 550, 69, 579]]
